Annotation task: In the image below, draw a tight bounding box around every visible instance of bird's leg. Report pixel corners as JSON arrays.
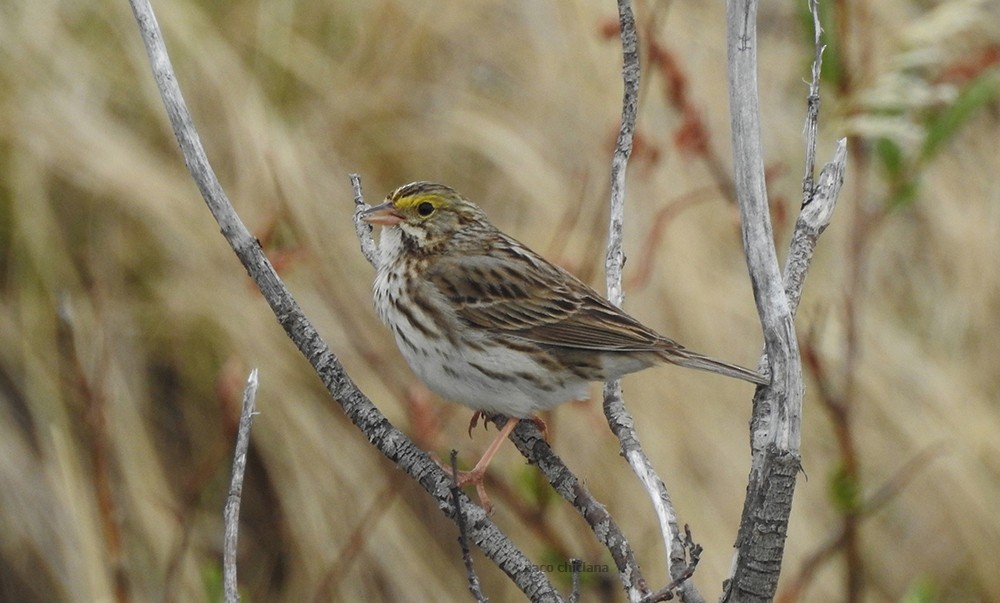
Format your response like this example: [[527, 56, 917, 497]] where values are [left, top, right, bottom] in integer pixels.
[[449, 417, 520, 513]]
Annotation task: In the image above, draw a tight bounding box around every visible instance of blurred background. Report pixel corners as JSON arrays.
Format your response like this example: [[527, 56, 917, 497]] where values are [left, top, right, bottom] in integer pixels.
[[1, 0, 998, 601]]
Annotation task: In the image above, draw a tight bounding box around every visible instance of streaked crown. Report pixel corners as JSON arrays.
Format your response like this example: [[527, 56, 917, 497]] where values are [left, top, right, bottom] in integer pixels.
[[381, 181, 492, 251]]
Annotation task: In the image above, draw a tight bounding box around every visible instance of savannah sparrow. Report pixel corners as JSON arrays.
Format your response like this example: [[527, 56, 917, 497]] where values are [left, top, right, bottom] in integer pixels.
[[362, 182, 767, 496]]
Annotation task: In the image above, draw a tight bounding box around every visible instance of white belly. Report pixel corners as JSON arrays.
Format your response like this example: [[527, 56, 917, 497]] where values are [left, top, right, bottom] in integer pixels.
[[401, 330, 589, 417], [372, 231, 587, 416]]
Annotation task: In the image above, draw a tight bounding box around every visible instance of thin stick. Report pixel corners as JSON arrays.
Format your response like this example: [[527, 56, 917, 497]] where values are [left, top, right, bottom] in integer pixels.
[[568, 559, 582, 603], [784, 139, 846, 315], [223, 369, 259, 603], [451, 450, 488, 603], [351, 173, 378, 267], [604, 0, 638, 308], [638, 525, 702, 603], [801, 0, 826, 201], [601, 3, 701, 601]]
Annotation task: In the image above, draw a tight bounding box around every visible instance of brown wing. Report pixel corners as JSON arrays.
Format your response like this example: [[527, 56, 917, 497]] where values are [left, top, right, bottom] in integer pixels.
[[425, 238, 682, 353]]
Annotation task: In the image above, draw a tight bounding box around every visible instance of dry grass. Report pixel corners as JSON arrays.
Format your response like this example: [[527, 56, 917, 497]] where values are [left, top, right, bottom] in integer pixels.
[[1, 0, 998, 601]]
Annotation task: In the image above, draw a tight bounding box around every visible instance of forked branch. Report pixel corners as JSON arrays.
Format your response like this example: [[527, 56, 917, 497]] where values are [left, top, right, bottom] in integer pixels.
[[722, 0, 845, 600]]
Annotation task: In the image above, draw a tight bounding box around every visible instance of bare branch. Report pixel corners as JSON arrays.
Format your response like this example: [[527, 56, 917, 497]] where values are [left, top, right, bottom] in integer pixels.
[[784, 139, 847, 315], [568, 559, 582, 603], [502, 418, 647, 598], [722, 0, 805, 600], [223, 369, 259, 603], [126, 1, 561, 599], [604, 0, 639, 308], [638, 525, 703, 603], [801, 0, 826, 200], [722, 0, 846, 599], [601, 3, 704, 602], [351, 173, 379, 267], [450, 450, 488, 603]]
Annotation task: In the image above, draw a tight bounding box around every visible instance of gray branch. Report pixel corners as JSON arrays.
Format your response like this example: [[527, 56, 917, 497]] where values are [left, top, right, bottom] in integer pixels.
[[224, 369, 258, 603], [723, 0, 803, 597], [604, 0, 638, 309], [602, 2, 704, 602], [504, 418, 649, 600], [449, 451, 488, 603], [126, 1, 562, 600], [785, 140, 846, 316], [721, 1, 845, 600], [351, 173, 379, 267], [801, 0, 826, 201]]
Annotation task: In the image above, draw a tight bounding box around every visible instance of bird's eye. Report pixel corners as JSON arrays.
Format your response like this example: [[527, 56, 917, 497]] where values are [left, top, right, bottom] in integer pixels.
[[416, 201, 435, 217]]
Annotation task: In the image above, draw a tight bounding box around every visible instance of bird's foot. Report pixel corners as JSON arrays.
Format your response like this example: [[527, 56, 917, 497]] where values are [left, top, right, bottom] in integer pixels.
[[527, 415, 549, 440], [467, 410, 484, 438], [467, 411, 548, 441], [454, 466, 493, 514]]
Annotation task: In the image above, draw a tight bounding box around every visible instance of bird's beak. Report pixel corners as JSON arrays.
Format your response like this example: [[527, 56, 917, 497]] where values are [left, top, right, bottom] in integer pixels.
[[360, 201, 405, 226]]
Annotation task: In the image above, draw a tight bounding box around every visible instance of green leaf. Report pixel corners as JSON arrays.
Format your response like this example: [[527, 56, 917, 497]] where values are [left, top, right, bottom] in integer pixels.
[[921, 74, 1000, 161], [874, 136, 906, 179], [515, 463, 555, 508], [888, 178, 922, 211], [202, 564, 224, 601], [828, 463, 860, 513], [902, 575, 939, 603], [874, 137, 924, 210]]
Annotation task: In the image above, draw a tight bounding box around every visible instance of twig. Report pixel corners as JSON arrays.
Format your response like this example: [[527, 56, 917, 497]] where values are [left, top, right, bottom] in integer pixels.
[[223, 369, 259, 603], [604, 0, 638, 308], [351, 173, 378, 267], [568, 559, 582, 603], [451, 450, 488, 603], [784, 0, 844, 317], [801, 0, 826, 201], [126, 2, 562, 600], [601, 3, 703, 602], [638, 525, 703, 603], [165, 361, 249, 602], [784, 139, 846, 314]]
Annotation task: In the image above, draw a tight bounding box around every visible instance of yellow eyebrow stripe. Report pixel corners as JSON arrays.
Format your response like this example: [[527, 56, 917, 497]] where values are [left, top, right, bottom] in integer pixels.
[[394, 193, 442, 210]]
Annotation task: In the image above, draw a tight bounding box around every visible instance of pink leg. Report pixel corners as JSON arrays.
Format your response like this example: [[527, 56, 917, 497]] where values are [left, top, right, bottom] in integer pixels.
[[450, 418, 520, 513]]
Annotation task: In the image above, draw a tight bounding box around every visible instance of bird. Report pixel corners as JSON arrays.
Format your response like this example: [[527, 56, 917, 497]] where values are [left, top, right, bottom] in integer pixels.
[[361, 181, 767, 507]]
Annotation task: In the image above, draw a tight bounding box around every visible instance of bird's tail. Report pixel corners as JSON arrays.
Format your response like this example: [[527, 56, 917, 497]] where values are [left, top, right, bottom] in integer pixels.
[[666, 349, 769, 386]]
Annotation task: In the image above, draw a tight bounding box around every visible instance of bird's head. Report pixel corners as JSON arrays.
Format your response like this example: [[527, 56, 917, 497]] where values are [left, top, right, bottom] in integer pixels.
[[361, 182, 491, 252]]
